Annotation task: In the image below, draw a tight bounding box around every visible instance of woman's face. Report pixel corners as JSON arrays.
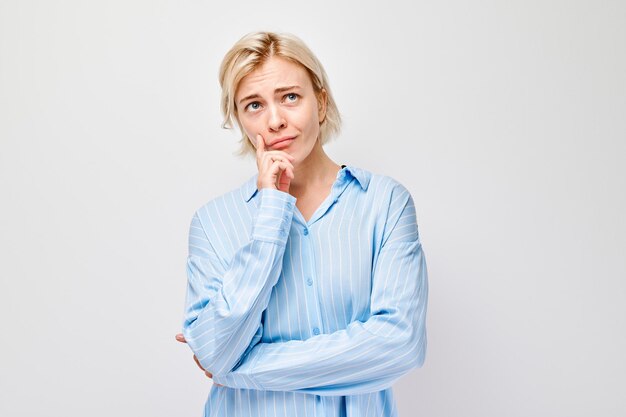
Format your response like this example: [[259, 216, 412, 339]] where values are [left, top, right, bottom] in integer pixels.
[[235, 56, 326, 164]]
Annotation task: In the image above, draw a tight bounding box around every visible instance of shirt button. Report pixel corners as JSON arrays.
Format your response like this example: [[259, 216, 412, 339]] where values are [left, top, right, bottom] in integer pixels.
[[312, 328, 320, 335], [306, 277, 313, 286], [303, 228, 309, 236]]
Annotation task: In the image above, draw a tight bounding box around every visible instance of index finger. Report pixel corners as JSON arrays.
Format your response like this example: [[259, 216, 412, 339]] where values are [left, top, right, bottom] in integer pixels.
[[256, 134, 265, 156]]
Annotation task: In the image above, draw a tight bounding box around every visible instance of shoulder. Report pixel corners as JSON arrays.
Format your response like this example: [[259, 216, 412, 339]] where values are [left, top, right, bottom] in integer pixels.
[[190, 175, 255, 232], [344, 166, 419, 247], [355, 168, 420, 245], [349, 165, 413, 203]]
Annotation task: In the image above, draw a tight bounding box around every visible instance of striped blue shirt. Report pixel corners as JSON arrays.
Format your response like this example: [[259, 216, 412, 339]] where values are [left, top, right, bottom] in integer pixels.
[[182, 165, 428, 416]]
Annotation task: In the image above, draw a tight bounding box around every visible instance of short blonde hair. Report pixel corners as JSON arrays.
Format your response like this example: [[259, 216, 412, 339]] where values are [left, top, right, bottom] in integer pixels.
[[219, 32, 342, 157]]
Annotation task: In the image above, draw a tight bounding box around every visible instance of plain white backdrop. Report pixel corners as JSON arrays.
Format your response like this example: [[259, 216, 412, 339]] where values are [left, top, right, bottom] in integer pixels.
[[1, 1, 624, 416]]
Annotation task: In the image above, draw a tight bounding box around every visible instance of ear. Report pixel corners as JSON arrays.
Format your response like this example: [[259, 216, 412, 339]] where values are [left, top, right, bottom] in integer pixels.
[[317, 88, 328, 124]]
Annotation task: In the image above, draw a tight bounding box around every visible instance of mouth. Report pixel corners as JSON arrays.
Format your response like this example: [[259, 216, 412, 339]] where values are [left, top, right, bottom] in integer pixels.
[[269, 136, 296, 149]]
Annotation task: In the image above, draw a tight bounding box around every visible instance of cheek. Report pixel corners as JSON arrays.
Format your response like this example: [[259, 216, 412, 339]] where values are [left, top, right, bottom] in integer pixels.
[[293, 106, 320, 133], [239, 116, 258, 140], [306, 111, 321, 137]]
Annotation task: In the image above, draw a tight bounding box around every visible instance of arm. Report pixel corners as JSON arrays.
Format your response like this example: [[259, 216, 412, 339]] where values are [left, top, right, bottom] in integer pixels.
[[182, 188, 296, 377], [212, 187, 429, 396]]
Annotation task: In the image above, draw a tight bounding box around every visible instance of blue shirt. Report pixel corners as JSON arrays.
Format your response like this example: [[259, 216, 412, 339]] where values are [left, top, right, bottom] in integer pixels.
[[182, 165, 428, 416]]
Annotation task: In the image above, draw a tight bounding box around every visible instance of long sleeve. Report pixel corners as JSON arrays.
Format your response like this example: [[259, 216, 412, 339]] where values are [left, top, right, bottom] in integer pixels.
[[182, 188, 296, 377], [212, 187, 429, 396]]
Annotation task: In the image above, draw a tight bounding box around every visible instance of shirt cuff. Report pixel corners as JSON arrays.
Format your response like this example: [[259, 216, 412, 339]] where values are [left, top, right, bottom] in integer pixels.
[[251, 188, 296, 245]]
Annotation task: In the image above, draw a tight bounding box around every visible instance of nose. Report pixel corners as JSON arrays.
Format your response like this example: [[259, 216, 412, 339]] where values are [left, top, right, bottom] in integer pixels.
[[267, 105, 287, 132]]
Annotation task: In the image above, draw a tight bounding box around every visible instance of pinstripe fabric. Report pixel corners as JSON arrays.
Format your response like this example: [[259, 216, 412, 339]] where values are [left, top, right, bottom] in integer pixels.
[[182, 165, 428, 417]]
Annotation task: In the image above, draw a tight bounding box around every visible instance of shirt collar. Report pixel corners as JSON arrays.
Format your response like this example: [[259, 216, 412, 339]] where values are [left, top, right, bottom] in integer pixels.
[[241, 164, 370, 203]]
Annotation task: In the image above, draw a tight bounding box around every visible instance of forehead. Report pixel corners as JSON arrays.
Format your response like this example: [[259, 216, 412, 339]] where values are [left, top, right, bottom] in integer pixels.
[[236, 57, 313, 97]]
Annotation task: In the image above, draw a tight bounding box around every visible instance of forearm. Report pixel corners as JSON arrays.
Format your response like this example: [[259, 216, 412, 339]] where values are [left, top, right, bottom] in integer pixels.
[[182, 189, 296, 376], [214, 315, 426, 395], [214, 240, 428, 395]]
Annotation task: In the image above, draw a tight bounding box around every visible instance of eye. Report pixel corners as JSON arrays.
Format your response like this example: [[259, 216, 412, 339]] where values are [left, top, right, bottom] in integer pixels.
[[245, 101, 261, 112], [284, 93, 299, 103]]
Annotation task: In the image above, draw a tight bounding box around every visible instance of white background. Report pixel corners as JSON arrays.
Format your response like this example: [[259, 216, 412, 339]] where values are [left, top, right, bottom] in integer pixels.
[[1, 1, 624, 416]]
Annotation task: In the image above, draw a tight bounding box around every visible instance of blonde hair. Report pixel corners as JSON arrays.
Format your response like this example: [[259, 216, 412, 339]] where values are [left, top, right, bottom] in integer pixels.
[[219, 31, 342, 157]]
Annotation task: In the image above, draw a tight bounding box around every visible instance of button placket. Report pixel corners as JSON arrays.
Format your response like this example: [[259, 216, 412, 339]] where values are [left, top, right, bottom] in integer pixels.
[[300, 225, 323, 338]]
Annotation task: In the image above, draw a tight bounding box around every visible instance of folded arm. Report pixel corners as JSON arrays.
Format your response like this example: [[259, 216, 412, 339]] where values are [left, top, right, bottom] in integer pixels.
[[182, 189, 296, 377], [213, 187, 429, 395]]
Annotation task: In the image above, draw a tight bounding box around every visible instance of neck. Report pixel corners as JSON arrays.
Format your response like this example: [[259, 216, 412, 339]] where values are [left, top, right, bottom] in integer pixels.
[[289, 140, 341, 196]]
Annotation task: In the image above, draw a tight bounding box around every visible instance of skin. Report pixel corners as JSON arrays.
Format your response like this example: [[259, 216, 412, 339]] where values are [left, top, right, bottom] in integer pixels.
[[177, 56, 343, 382], [236, 56, 341, 201], [175, 333, 220, 384]]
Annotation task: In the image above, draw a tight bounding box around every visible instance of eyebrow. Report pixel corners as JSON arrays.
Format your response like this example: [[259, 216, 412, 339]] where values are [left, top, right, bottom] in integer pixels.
[[238, 85, 301, 105]]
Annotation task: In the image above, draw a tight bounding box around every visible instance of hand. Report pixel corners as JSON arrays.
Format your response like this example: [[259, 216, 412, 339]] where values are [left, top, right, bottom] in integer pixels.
[[175, 333, 223, 386], [255, 134, 295, 192]]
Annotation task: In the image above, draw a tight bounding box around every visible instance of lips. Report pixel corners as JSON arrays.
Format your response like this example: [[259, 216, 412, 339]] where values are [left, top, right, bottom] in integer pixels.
[[269, 136, 295, 149]]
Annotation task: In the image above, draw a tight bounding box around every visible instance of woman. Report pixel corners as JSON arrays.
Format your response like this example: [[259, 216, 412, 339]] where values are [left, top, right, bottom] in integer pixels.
[[176, 31, 428, 416]]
